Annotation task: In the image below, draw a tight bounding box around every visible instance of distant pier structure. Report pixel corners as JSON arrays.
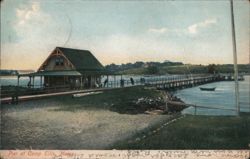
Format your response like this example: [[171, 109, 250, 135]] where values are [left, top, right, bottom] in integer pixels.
[[145, 74, 245, 90], [146, 75, 219, 90]]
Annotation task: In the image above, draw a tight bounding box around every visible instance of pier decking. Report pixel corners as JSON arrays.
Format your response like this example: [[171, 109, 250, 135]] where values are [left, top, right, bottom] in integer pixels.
[[145, 75, 219, 89], [0, 74, 240, 104]]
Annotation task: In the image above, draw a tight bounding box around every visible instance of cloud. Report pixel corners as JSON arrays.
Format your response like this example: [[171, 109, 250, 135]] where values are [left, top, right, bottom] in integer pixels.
[[13, 2, 53, 40], [12, 1, 66, 44], [16, 2, 41, 25], [187, 18, 217, 34], [148, 18, 217, 35], [148, 27, 168, 34], [2, 2, 69, 69]]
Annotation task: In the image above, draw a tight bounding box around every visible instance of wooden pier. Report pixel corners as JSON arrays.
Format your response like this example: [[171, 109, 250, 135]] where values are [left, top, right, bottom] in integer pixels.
[[0, 74, 241, 104], [145, 75, 219, 90]]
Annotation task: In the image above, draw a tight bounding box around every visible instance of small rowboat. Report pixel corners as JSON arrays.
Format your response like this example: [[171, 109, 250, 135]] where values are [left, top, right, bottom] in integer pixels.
[[199, 87, 216, 91]]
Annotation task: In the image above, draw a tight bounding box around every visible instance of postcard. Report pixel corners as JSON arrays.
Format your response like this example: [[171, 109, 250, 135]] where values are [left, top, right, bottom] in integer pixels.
[[0, 0, 249, 159]]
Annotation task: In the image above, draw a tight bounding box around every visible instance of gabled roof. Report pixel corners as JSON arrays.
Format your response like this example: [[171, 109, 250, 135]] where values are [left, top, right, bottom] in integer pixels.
[[57, 47, 104, 71]]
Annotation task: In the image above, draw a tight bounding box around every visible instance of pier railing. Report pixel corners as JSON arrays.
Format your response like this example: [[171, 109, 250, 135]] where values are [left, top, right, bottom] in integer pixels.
[[0, 74, 241, 103], [190, 104, 250, 115], [105, 74, 217, 88]]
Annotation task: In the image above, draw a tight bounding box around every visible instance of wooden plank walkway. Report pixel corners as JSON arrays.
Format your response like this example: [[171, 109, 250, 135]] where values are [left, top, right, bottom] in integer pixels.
[[0, 87, 124, 104], [147, 75, 218, 89], [1, 74, 220, 104]]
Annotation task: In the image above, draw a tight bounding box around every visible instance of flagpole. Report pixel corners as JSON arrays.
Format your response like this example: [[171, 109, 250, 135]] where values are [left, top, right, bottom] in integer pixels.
[[230, 0, 240, 116]]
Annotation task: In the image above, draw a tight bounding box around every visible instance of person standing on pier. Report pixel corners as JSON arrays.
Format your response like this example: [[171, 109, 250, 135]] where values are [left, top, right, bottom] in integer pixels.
[[104, 78, 108, 87], [130, 77, 134, 85], [120, 79, 125, 87]]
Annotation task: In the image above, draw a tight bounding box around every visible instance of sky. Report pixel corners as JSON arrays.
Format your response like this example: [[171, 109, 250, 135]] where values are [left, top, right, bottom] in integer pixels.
[[1, 0, 249, 70]]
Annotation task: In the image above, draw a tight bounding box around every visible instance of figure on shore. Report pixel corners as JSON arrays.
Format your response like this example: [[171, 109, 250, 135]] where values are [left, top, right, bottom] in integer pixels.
[[120, 79, 124, 87], [27, 80, 31, 88], [95, 79, 102, 88], [11, 86, 19, 104], [140, 77, 145, 84], [130, 77, 134, 85], [104, 78, 108, 87]]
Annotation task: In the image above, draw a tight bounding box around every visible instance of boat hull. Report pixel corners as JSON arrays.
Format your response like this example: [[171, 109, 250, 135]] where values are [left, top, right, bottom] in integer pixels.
[[199, 87, 216, 91]]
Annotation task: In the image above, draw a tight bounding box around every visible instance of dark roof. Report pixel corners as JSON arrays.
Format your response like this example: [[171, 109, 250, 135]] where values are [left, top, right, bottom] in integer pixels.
[[57, 47, 104, 71], [18, 70, 118, 77]]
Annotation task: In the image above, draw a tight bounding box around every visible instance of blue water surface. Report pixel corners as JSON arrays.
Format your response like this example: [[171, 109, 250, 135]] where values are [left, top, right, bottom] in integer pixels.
[[175, 76, 250, 116]]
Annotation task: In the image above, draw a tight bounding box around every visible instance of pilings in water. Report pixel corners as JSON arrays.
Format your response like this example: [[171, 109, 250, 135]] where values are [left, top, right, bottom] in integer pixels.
[[152, 75, 220, 90], [220, 74, 244, 81], [158, 74, 245, 90]]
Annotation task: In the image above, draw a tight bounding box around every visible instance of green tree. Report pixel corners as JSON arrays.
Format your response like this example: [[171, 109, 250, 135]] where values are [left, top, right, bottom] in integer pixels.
[[207, 64, 216, 74], [147, 66, 159, 74]]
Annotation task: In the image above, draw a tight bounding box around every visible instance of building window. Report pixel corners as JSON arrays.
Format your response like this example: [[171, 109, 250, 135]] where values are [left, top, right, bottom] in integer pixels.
[[55, 57, 64, 66], [55, 58, 59, 66], [59, 58, 64, 66]]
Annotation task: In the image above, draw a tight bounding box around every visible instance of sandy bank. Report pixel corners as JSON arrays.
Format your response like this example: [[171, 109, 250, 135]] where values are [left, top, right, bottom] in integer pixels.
[[1, 97, 175, 149]]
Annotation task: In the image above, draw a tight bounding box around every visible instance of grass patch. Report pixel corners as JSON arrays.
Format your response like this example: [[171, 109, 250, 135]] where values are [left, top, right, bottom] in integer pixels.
[[52, 86, 165, 114], [113, 113, 250, 149]]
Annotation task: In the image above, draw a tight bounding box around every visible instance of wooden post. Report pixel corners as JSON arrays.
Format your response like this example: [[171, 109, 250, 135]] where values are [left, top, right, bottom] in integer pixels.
[[230, 0, 240, 116], [120, 75, 124, 88], [15, 76, 20, 104], [17, 76, 20, 87], [121, 75, 122, 88], [165, 101, 168, 112], [48, 76, 50, 87], [28, 76, 32, 88], [32, 76, 35, 88], [40, 76, 42, 88], [13, 86, 19, 104], [80, 76, 83, 89], [107, 75, 109, 88]]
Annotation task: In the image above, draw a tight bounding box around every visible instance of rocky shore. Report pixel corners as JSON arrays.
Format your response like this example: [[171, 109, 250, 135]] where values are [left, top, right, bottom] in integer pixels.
[[128, 90, 188, 115]]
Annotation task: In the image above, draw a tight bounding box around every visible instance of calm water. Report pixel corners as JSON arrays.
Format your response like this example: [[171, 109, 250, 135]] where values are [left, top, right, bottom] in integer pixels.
[[175, 75, 250, 116], [0, 76, 44, 88]]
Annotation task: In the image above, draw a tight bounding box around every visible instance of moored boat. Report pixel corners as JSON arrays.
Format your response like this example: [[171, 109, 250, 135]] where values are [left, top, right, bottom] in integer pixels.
[[199, 87, 216, 91]]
